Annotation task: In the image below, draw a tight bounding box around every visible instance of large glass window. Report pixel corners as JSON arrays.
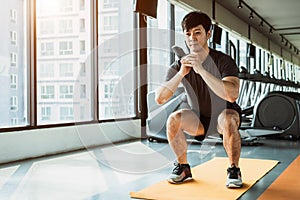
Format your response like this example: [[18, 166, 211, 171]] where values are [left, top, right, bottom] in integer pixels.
[[147, 0, 172, 92], [174, 6, 188, 53], [36, 0, 92, 125], [98, 0, 135, 119], [0, 0, 27, 128]]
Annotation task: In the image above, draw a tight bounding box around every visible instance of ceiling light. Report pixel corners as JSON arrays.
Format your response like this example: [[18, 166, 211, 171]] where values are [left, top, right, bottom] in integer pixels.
[[237, 1, 243, 9], [269, 28, 273, 34], [249, 11, 254, 19], [259, 20, 264, 27]]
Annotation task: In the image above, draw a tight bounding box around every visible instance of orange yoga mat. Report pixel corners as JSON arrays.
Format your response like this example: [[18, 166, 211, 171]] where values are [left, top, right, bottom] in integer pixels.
[[130, 157, 278, 200], [258, 155, 300, 200]]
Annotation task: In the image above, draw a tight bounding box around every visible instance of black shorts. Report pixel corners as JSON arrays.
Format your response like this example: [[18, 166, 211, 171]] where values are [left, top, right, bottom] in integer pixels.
[[194, 102, 242, 141]]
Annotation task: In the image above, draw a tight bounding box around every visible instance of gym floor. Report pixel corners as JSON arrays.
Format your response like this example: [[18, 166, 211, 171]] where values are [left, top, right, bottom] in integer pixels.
[[0, 137, 299, 200]]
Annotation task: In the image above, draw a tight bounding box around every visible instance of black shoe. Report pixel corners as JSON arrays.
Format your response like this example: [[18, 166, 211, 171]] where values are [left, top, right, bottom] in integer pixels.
[[168, 162, 192, 184], [226, 165, 243, 188]]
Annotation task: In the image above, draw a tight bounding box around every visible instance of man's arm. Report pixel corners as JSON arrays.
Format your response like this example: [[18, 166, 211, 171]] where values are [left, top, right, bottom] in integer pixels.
[[155, 73, 184, 105], [155, 62, 192, 105], [197, 70, 240, 103], [182, 53, 240, 103]]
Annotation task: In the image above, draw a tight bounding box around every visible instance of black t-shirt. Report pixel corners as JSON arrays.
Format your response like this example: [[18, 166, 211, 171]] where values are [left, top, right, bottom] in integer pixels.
[[165, 48, 240, 117]]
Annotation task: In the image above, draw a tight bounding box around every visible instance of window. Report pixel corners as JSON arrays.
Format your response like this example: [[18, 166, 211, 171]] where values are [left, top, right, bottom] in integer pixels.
[[103, 0, 119, 9], [147, 0, 172, 92], [104, 82, 114, 98], [10, 96, 18, 111], [80, 40, 85, 54], [174, 5, 188, 52], [1, 1, 27, 128], [10, 53, 17, 67], [41, 42, 54, 56], [10, 31, 17, 45], [37, 0, 92, 124], [98, 0, 134, 119], [80, 19, 85, 32], [103, 15, 118, 31], [40, 21, 54, 34], [10, 9, 17, 23], [41, 86, 55, 99], [59, 0, 73, 12], [60, 107, 74, 120], [80, 84, 86, 98], [59, 41, 73, 55], [59, 19, 73, 34], [10, 74, 17, 89], [80, 63, 86, 76], [41, 107, 51, 121], [11, 118, 18, 125], [60, 85, 74, 99], [39, 63, 54, 78], [79, 0, 85, 10], [59, 63, 73, 77]]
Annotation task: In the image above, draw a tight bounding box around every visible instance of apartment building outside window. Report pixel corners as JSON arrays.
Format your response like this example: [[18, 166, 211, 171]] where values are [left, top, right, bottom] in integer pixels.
[[10, 74, 17, 89], [10, 31, 17, 45], [41, 42, 54, 56], [103, 0, 119, 9], [103, 15, 118, 31], [59, 85, 74, 99], [10, 96, 18, 111], [59, 63, 73, 77], [59, 41, 73, 55], [39, 63, 54, 78], [41, 85, 55, 99], [80, 18, 85, 32], [79, 0, 85, 10], [59, 0, 73, 12], [10, 53, 17, 67], [80, 84, 86, 98], [10, 9, 17, 23], [80, 40, 85, 54], [40, 20, 54, 34], [41, 107, 51, 120], [60, 107, 74, 120], [59, 19, 73, 34]]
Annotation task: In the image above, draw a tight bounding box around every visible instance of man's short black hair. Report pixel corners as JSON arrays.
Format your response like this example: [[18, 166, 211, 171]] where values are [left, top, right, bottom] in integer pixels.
[[181, 11, 212, 33]]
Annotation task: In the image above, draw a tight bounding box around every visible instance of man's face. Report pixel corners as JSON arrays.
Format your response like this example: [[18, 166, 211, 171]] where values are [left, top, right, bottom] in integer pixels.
[[184, 25, 211, 53]]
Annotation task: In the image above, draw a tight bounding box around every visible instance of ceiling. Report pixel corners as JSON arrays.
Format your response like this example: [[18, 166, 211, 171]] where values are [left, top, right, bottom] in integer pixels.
[[215, 0, 300, 57]]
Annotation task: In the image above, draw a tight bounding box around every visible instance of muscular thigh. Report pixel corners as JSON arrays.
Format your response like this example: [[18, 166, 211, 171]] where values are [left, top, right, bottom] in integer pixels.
[[170, 109, 205, 136]]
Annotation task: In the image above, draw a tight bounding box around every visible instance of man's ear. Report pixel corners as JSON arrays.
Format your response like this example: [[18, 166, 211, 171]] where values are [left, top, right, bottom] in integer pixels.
[[206, 30, 212, 39]]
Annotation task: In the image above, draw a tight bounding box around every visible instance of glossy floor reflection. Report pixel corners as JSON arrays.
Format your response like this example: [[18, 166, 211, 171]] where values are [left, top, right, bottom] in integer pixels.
[[0, 138, 299, 200]]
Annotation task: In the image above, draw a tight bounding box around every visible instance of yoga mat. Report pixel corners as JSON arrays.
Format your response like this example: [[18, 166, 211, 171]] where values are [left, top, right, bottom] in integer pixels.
[[258, 155, 300, 200], [130, 157, 278, 200]]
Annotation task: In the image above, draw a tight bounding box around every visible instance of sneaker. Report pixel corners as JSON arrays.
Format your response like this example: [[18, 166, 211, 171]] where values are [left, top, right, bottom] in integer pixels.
[[226, 165, 243, 188], [168, 162, 192, 184]]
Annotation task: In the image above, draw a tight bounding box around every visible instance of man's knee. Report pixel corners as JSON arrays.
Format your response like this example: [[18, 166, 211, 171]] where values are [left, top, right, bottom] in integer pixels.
[[167, 110, 182, 131], [217, 109, 240, 134]]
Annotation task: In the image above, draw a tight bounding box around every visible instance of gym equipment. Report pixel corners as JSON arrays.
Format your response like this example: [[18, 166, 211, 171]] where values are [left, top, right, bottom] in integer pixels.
[[146, 87, 190, 142], [243, 91, 300, 140]]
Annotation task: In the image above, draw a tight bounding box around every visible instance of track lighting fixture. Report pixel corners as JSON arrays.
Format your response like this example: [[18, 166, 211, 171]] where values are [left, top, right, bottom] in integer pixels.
[[259, 20, 263, 27], [269, 28, 273, 34], [237, 1, 243, 9], [249, 11, 254, 19], [290, 44, 293, 49]]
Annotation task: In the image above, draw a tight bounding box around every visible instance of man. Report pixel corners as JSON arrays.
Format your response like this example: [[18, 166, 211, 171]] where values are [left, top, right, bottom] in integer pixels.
[[155, 11, 242, 188]]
